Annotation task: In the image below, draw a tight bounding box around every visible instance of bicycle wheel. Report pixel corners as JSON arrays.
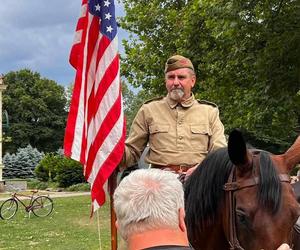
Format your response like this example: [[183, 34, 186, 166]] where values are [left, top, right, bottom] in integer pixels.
[[31, 196, 53, 217], [0, 198, 18, 220]]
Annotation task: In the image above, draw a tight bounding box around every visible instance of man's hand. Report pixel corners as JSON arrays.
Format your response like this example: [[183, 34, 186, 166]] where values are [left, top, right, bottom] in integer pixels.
[[277, 243, 292, 250], [184, 165, 197, 180]]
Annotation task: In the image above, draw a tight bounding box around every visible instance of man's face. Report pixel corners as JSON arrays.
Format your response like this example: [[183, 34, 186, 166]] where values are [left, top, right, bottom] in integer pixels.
[[165, 68, 196, 102]]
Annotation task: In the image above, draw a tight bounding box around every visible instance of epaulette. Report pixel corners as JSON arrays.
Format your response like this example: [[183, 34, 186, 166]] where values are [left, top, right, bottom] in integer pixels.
[[144, 96, 164, 104], [197, 99, 218, 108]]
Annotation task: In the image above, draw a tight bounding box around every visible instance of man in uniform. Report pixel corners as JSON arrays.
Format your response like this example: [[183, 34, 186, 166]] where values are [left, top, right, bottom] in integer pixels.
[[119, 55, 227, 175]]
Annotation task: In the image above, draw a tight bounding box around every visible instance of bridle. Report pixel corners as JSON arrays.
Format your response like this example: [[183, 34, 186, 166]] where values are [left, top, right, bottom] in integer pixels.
[[223, 152, 291, 250]]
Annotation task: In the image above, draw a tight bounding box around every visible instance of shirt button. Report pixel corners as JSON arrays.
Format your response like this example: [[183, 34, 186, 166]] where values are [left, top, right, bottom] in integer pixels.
[[179, 136, 183, 140]]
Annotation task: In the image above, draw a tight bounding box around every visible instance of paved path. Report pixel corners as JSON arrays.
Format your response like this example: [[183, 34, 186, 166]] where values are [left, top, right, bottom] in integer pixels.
[[0, 191, 90, 201]]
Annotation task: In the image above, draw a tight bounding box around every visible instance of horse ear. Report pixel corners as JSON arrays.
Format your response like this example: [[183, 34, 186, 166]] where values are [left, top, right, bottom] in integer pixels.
[[282, 136, 300, 172], [228, 129, 251, 169]]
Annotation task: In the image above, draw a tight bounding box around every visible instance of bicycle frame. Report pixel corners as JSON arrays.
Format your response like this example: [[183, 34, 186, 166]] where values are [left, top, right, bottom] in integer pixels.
[[0, 191, 53, 220], [11, 192, 38, 212]]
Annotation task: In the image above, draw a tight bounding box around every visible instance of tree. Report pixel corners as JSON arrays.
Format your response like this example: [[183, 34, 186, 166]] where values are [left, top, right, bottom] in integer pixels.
[[64, 83, 74, 112], [35, 153, 60, 182], [3, 69, 68, 153], [122, 83, 154, 133], [120, 0, 300, 152], [2, 153, 17, 179], [55, 157, 85, 188], [35, 152, 85, 188], [3, 145, 44, 179]]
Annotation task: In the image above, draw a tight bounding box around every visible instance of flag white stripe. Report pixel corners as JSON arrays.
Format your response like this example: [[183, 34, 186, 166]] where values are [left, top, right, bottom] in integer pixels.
[[70, 11, 93, 161], [73, 30, 83, 45], [94, 70, 120, 130], [86, 35, 100, 100], [80, 3, 87, 17], [86, 70, 120, 159], [86, 37, 118, 156], [93, 199, 100, 211], [66, 0, 125, 209], [88, 109, 124, 184], [94, 37, 118, 91], [71, 4, 87, 45]]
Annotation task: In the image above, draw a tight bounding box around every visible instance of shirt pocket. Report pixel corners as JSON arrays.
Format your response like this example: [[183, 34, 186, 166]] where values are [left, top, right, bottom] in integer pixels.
[[149, 124, 170, 149], [190, 124, 211, 151]]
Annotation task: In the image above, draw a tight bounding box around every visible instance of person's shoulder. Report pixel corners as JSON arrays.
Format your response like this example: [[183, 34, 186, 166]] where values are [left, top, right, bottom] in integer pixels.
[[144, 96, 164, 105], [196, 99, 218, 108]]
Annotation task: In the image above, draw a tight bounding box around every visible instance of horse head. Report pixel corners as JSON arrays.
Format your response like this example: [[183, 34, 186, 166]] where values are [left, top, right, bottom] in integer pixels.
[[185, 129, 300, 250]]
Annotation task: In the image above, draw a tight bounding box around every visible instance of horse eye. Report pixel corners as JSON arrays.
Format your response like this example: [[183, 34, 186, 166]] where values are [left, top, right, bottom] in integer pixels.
[[236, 209, 249, 225]]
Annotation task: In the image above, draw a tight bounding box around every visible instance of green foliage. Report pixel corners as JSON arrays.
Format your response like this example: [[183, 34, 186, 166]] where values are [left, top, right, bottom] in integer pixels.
[[27, 179, 48, 190], [120, 0, 300, 151], [35, 153, 60, 182], [35, 152, 85, 188], [55, 158, 85, 188], [64, 83, 74, 112], [3, 145, 44, 179], [123, 83, 155, 133], [2, 153, 17, 178], [66, 183, 90, 192], [3, 69, 68, 153], [289, 164, 300, 176]]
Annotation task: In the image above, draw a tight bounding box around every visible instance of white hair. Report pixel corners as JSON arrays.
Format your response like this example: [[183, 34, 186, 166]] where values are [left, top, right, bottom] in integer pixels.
[[113, 169, 184, 240]]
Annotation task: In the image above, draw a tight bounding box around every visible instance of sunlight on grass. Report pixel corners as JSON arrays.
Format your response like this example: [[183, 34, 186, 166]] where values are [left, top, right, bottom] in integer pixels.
[[0, 195, 112, 250]]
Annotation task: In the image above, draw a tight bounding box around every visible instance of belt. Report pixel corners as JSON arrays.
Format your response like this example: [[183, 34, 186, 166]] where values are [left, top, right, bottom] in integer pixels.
[[151, 164, 193, 173]]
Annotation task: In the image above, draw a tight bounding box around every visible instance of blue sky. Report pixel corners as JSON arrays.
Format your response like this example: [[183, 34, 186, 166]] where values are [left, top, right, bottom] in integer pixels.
[[0, 0, 127, 86]]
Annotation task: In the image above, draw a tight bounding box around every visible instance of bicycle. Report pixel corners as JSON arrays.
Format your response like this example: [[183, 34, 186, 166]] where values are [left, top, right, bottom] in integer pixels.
[[0, 190, 53, 220]]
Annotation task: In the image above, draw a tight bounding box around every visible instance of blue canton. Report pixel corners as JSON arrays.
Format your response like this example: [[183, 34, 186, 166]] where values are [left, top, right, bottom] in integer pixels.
[[88, 0, 117, 41]]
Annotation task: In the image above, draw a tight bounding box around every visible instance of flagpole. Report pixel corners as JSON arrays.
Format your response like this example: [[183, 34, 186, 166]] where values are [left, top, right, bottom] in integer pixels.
[[109, 169, 118, 250]]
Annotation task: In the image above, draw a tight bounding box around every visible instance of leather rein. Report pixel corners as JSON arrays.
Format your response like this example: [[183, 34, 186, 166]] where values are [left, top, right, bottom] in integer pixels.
[[223, 154, 291, 250]]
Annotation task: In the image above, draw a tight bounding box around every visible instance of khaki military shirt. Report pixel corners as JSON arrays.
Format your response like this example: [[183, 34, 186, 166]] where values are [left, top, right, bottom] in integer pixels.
[[121, 94, 226, 168]]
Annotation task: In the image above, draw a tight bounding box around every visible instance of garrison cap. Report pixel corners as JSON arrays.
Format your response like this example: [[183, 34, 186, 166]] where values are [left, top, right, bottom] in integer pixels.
[[164, 55, 194, 73]]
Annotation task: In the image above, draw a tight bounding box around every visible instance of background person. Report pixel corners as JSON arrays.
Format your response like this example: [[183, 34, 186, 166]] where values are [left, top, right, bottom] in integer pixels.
[[114, 168, 192, 250]]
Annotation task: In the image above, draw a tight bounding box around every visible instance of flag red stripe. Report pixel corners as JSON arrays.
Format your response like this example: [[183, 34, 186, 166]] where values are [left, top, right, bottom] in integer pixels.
[[85, 90, 122, 179], [77, 13, 106, 164], [64, 54, 84, 158], [96, 35, 111, 68], [64, 0, 125, 212], [87, 53, 119, 125], [69, 3, 87, 68], [64, 1, 88, 159], [91, 122, 126, 206]]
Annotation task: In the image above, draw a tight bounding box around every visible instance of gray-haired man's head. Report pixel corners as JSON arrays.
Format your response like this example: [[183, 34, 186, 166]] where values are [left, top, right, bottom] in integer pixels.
[[113, 169, 184, 240]]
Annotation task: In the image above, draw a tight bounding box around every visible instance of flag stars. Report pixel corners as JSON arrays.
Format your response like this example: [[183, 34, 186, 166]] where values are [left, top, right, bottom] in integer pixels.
[[95, 3, 101, 11], [105, 13, 112, 20], [104, 0, 111, 7], [106, 26, 113, 33]]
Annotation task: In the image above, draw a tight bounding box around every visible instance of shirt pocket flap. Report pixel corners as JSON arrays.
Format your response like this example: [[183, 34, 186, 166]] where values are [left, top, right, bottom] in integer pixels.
[[190, 124, 211, 135], [149, 124, 170, 134]]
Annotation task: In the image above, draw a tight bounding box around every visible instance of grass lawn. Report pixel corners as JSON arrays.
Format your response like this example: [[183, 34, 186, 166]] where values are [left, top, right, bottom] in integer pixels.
[[0, 195, 113, 250]]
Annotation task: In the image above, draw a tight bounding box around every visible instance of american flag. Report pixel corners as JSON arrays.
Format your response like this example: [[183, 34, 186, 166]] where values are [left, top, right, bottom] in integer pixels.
[[64, 0, 125, 211]]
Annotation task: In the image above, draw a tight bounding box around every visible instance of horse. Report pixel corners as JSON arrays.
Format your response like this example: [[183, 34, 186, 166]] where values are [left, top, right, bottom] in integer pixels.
[[185, 129, 300, 250]]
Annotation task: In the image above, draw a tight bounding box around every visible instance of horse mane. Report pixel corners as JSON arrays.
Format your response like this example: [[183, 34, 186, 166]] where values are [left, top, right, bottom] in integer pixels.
[[184, 148, 282, 239], [258, 151, 282, 213], [185, 148, 233, 237]]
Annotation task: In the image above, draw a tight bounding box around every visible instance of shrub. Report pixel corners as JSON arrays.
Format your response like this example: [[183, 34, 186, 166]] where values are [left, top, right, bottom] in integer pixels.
[[35, 153, 60, 182], [27, 179, 48, 190], [55, 157, 85, 188], [3, 145, 44, 179], [35, 152, 85, 188], [66, 183, 90, 192]]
